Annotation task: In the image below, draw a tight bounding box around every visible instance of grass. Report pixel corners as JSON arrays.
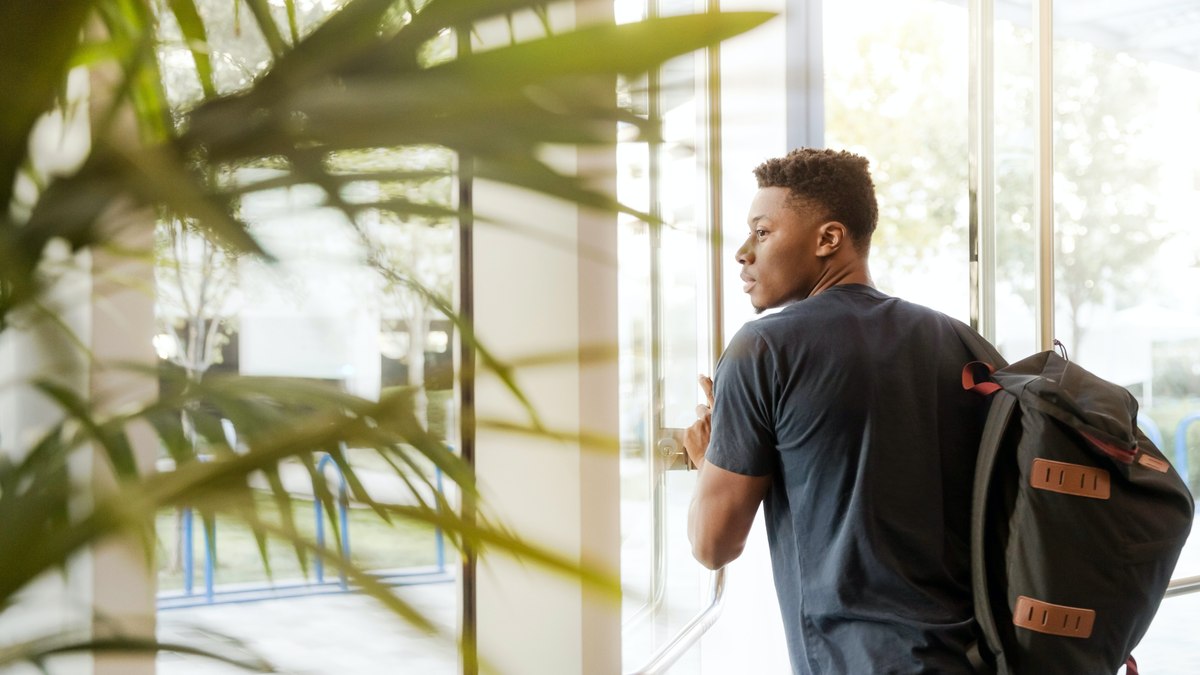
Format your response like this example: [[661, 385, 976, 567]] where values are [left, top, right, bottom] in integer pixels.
[[156, 482, 447, 592], [155, 388, 456, 593]]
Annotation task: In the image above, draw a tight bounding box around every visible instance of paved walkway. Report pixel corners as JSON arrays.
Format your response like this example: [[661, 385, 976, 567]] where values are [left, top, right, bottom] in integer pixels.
[[157, 583, 457, 675], [154, 521, 1200, 675]]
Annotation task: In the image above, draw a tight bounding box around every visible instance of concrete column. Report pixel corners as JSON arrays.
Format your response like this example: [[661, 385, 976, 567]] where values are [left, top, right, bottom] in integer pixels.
[[0, 198, 157, 675], [468, 4, 621, 673], [0, 53, 157, 675], [84, 202, 159, 675]]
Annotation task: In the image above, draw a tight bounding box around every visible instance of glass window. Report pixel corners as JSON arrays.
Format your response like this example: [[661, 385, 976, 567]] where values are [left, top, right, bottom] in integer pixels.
[[825, 0, 970, 320], [153, 3, 459, 673], [1050, 2, 1200, 669], [617, 1, 714, 671], [829, 1, 1200, 668]]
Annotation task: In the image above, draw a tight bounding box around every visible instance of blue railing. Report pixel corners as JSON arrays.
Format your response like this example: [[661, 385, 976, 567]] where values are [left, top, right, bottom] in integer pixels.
[[1174, 413, 1200, 488], [1139, 412, 1165, 449], [313, 453, 352, 590], [159, 449, 451, 610], [1139, 412, 1196, 490]]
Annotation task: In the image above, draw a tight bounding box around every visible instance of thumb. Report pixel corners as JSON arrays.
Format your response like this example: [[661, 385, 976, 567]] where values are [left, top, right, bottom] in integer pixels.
[[699, 374, 714, 408]]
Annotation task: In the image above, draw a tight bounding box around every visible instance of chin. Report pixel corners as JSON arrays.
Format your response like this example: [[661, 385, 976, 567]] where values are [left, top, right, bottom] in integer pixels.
[[748, 290, 780, 314]]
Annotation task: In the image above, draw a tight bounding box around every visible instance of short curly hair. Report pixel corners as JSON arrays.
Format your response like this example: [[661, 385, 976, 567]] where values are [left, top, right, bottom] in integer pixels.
[[753, 148, 878, 251]]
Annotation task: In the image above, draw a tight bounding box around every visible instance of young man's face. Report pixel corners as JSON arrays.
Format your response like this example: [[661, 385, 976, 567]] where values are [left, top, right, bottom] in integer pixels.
[[736, 187, 827, 312]]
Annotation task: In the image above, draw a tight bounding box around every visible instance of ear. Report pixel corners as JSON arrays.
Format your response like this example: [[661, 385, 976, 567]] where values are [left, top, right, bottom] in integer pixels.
[[814, 221, 849, 258]]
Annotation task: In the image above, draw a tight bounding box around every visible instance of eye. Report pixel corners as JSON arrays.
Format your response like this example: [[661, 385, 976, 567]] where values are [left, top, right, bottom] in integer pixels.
[[755, 228, 767, 239]]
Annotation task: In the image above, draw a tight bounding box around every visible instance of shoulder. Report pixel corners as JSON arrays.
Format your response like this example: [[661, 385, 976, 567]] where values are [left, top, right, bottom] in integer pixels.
[[725, 321, 768, 353], [716, 324, 773, 382]]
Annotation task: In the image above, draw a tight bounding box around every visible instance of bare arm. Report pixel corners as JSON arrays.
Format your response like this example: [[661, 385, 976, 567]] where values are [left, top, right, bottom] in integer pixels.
[[688, 461, 771, 569], [684, 375, 771, 570]]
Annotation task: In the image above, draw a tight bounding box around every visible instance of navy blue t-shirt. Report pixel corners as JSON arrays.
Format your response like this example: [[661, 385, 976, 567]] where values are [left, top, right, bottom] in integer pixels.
[[706, 284, 984, 674]]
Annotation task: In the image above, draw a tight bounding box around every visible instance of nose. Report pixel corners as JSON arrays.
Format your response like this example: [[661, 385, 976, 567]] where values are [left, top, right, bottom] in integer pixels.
[[736, 236, 753, 265]]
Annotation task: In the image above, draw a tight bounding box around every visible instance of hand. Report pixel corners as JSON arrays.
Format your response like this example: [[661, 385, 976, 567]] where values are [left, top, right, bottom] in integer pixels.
[[683, 375, 715, 468]]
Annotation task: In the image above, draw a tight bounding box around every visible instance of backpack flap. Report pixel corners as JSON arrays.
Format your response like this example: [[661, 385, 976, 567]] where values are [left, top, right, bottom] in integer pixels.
[[976, 350, 1195, 674], [1003, 350, 1140, 461]]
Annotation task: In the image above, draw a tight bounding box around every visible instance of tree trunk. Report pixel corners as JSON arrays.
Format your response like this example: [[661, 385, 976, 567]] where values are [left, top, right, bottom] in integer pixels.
[[406, 302, 429, 430]]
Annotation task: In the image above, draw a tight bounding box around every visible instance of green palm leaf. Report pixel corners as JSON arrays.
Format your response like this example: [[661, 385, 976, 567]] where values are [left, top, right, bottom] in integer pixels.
[[0, 0, 775, 669], [166, 0, 218, 98]]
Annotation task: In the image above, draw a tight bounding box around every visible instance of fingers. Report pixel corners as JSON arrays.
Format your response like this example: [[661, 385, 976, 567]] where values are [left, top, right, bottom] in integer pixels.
[[688, 375, 714, 467], [699, 374, 714, 408], [683, 416, 711, 467]]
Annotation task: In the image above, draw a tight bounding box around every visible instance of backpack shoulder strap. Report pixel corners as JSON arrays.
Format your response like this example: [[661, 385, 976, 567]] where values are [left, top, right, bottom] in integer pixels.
[[950, 319, 1009, 369], [949, 316, 1014, 673], [971, 389, 1018, 673]]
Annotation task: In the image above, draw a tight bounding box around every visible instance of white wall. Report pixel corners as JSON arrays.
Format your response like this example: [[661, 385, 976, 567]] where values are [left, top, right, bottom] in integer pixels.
[[468, 4, 622, 673], [470, 182, 622, 673], [0, 65, 157, 675]]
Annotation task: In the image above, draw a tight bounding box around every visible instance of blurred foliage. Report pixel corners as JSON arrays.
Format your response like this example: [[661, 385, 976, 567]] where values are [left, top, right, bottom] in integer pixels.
[[825, 0, 1175, 358], [0, 0, 771, 669]]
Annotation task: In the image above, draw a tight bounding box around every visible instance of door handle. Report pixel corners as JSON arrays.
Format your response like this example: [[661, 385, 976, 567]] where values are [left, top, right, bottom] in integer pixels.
[[623, 428, 695, 633], [1166, 575, 1200, 598], [625, 567, 727, 675], [656, 428, 694, 471]]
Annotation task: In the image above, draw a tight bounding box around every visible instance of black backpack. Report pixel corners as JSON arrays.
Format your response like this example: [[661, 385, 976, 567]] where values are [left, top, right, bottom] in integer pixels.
[[953, 323, 1195, 674]]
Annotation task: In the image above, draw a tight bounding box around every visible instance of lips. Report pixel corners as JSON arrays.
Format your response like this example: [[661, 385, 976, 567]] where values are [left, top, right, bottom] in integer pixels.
[[740, 273, 755, 293]]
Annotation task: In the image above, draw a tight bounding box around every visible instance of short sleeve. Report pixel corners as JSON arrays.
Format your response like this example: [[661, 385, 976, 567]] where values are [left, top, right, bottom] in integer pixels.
[[706, 325, 778, 476]]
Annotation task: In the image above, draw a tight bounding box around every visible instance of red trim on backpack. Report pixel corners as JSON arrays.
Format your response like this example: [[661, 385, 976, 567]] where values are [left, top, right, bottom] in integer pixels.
[[962, 361, 1002, 395], [1125, 654, 1138, 675], [1080, 430, 1137, 465]]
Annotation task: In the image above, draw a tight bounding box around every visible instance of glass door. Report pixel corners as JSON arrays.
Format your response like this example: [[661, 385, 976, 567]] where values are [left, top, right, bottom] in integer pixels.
[[1042, 2, 1200, 668], [617, 0, 720, 671], [826, 1, 1200, 669]]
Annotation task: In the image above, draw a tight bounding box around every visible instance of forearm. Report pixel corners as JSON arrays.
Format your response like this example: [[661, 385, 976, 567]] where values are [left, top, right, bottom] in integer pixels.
[[689, 466, 740, 569], [688, 460, 770, 570]]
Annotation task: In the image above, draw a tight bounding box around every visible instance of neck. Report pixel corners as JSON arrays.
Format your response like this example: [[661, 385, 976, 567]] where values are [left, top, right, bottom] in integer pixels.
[[809, 257, 873, 297]]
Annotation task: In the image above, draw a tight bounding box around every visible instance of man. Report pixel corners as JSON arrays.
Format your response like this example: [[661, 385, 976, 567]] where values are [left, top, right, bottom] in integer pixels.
[[684, 148, 984, 673]]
